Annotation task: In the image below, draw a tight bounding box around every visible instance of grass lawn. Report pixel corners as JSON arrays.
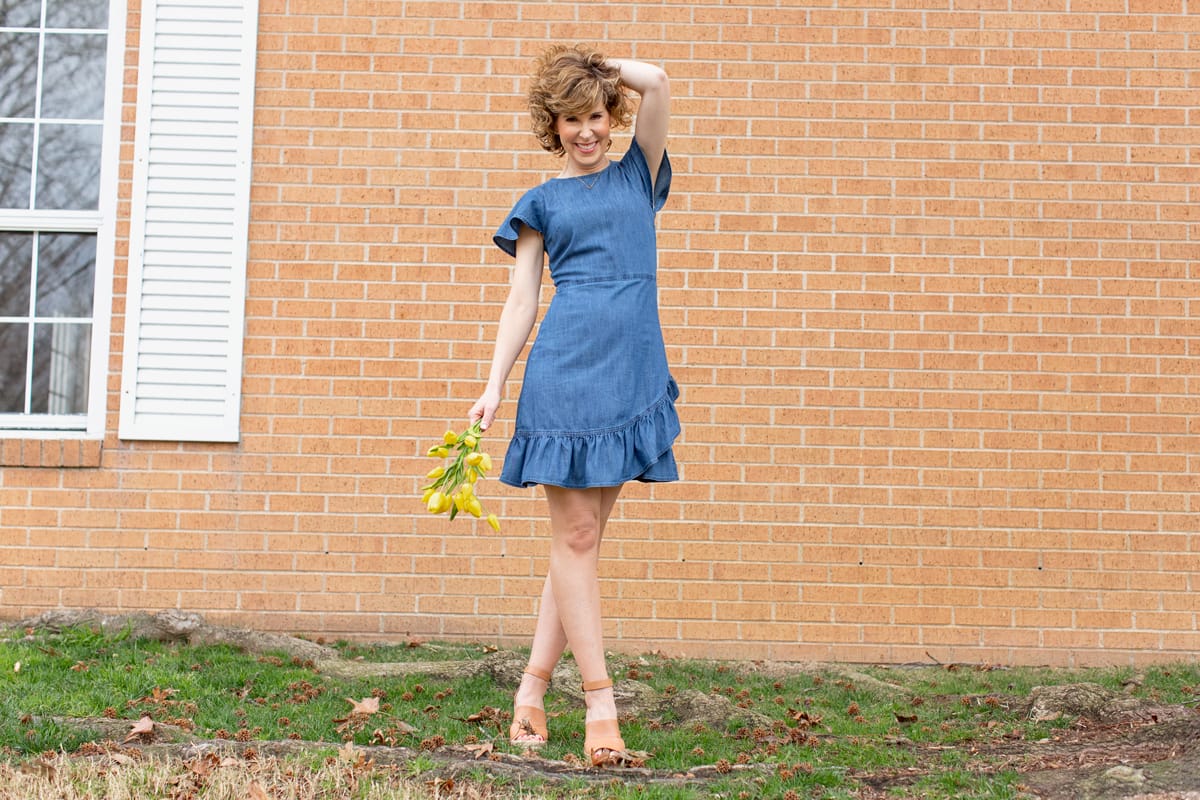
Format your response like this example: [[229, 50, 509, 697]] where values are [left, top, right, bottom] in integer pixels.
[[0, 625, 1197, 799]]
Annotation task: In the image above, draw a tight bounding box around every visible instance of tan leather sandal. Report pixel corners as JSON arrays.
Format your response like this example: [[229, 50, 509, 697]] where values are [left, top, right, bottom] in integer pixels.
[[582, 677, 625, 766], [509, 665, 551, 747]]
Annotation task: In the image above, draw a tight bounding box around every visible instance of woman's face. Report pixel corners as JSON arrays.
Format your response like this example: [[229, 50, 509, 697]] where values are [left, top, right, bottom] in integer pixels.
[[555, 102, 611, 174]]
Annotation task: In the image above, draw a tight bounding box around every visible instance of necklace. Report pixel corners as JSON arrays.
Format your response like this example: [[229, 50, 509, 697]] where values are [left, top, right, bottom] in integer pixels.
[[566, 162, 609, 189], [574, 172, 603, 190]]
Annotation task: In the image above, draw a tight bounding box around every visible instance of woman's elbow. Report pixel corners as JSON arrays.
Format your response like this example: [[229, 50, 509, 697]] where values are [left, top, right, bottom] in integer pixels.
[[648, 66, 669, 95]]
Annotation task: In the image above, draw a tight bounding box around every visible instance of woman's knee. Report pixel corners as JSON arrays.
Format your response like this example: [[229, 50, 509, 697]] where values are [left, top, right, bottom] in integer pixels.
[[554, 517, 601, 554]]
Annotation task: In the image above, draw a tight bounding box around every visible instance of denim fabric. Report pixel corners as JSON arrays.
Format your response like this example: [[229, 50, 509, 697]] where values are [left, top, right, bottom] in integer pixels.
[[493, 140, 680, 488]]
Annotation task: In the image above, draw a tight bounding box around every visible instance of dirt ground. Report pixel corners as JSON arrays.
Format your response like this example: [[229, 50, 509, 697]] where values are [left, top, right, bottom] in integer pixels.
[[987, 721, 1200, 800], [865, 710, 1200, 800], [31, 670, 1199, 800], [13, 611, 1200, 799], [26, 702, 1199, 800]]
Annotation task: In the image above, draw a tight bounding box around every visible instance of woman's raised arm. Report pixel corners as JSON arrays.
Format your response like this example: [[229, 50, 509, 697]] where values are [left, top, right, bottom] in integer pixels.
[[610, 59, 669, 187]]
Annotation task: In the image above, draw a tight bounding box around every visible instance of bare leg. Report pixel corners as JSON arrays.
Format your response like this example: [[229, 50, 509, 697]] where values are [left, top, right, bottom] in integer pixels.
[[511, 483, 622, 744], [509, 577, 565, 744], [544, 484, 624, 750]]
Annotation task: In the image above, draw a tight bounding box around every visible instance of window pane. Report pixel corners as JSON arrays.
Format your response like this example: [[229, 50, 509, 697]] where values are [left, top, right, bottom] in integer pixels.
[[1, 0, 110, 428], [0, 122, 34, 209], [0, 31, 40, 118], [46, 0, 109, 29], [0, 323, 29, 413], [31, 321, 90, 414], [36, 232, 95, 317], [42, 33, 107, 120], [35, 122, 101, 210], [0, 232, 33, 316], [0, 0, 41, 28]]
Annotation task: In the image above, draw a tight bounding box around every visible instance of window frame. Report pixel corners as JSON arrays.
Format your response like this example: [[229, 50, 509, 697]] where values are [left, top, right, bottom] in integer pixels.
[[0, 0, 127, 440]]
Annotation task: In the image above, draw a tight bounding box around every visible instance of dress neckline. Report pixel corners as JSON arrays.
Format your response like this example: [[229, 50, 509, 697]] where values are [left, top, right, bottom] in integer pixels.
[[553, 161, 611, 182]]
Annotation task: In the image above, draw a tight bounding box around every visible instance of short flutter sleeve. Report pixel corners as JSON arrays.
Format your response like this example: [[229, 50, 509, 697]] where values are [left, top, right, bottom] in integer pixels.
[[618, 138, 671, 213], [492, 188, 544, 257]]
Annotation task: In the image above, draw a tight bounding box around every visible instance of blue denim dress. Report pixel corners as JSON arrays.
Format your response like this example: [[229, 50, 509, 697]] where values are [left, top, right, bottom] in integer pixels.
[[493, 139, 680, 489]]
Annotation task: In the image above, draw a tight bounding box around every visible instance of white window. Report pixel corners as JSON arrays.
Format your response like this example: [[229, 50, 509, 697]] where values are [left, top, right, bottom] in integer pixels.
[[0, 0, 124, 437]]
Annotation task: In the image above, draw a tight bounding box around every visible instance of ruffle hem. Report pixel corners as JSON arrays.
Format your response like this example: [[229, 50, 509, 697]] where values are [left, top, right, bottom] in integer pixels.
[[499, 380, 680, 489]]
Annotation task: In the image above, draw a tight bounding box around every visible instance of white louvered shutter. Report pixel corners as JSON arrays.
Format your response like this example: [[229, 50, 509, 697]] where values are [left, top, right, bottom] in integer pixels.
[[118, 0, 259, 442]]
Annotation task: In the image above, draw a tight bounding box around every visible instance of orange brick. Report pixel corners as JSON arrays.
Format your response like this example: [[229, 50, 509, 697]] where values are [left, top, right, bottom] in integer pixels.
[[1, 0, 1197, 667]]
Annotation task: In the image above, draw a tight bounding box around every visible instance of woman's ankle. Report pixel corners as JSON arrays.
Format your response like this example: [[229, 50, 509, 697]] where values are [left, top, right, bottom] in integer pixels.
[[514, 669, 550, 707], [583, 686, 618, 722]]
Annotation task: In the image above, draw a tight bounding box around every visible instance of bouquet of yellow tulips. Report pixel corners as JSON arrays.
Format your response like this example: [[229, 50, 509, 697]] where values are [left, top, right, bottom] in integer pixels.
[[421, 421, 501, 532]]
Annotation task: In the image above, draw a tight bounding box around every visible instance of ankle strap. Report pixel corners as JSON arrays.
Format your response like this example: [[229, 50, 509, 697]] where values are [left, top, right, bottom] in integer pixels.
[[524, 665, 552, 682], [582, 677, 613, 692]]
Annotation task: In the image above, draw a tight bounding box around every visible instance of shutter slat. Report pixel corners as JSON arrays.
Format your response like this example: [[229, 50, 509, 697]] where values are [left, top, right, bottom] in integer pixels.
[[141, 289, 233, 308], [135, 338, 230, 356], [137, 353, 228, 368], [133, 372, 230, 391], [147, 134, 239, 152], [142, 263, 236, 280], [151, 97, 241, 114]]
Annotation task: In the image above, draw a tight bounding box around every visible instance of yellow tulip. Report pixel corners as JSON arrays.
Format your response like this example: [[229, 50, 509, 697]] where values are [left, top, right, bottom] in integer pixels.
[[426, 466, 445, 480], [486, 513, 501, 533], [478, 453, 493, 472], [465, 452, 483, 467], [465, 497, 483, 518], [453, 492, 465, 511], [443, 430, 459, 445], [466, 470, 479, 484], [421, 487, 435, 504], [426, 492, 448, 514], [462, 434, 478, 449], [459, 482, 473, 498], [431, 446, 450, 459]]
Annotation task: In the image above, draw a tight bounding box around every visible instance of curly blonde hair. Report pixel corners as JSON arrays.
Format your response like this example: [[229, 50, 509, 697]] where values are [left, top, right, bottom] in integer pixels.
[[527, 44, 634, 156]]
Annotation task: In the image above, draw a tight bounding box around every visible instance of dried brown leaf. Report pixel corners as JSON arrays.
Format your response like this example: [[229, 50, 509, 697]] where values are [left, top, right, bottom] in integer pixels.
[[187, 753, 219, 777], [591, 748, 652, 768], [463, 706, 502, 724], [123, 715, 155, 743], [346, 697, 380, 715], [16, 760, 56, 780], [464, 741, 494, 759], [787, 709, 823, 728], [337, 740, 364, 767]]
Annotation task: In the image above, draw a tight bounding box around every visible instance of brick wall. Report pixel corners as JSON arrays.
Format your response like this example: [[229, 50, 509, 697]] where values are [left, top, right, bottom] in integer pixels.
[[2, 0, 1198, 666]]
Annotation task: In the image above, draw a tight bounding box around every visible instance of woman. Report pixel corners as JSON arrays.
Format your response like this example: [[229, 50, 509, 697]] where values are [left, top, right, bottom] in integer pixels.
[[468, 44, 679, 767]]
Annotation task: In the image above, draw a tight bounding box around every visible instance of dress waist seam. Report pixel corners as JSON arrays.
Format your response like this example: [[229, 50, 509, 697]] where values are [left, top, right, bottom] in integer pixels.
[[553, 274, 656, 289]]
